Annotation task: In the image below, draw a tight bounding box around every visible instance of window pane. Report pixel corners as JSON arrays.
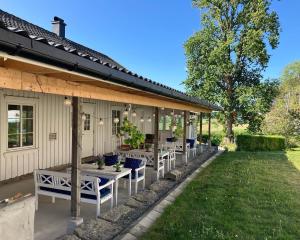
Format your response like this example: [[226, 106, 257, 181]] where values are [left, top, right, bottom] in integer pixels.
[[8, 105, 21, 119], [22, 133, 33, 146], [159, 116, 164, 131], [84, 114, 91, 131], [8, 134, 21, 148], [165, 116, 172, 130], [8, 119, 21, 134], [22, 118, 33, 133], [22, 106, 33, 118]]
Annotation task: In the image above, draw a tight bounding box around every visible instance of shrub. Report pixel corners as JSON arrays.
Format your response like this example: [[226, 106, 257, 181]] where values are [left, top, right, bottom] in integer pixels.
[[197, 134, 223, 146], [236, 134, 286, 151]]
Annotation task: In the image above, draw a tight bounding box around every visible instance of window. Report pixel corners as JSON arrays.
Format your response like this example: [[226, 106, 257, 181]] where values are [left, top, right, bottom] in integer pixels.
[[84, 114, 91, 131], [8, 104, 34, 149], [165, 115, 172, 130], [112, 110, 121, 135], [159, 116, 164, 131]]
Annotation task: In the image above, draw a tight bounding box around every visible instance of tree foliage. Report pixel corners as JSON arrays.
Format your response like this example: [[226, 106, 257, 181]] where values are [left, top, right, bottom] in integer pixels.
[[184, 0, 280, 139], [262, 61, 300, 146]]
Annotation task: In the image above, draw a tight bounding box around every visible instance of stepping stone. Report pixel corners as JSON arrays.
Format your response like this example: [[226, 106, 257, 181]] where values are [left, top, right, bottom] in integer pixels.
[[125, 198, 147, 209], [149, 179, 175, 196], [133, 190, 158, 205], [165, 170, 182, 181], [75, 218, 122, 240], [101, 204, 133, 223]]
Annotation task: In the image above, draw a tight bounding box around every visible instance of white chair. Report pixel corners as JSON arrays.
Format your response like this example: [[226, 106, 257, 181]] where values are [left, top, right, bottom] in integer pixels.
[[168, 148, 176, 170], [123, 157, 146, 194], [156, 154, 165, 180]]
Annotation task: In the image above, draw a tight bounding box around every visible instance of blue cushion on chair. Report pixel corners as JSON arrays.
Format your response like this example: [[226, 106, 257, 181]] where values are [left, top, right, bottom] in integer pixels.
[[166, 137, 174, 142], [124, 158, 142, 174], [186, 139, 195, 149], [104, 154, 118, 166]]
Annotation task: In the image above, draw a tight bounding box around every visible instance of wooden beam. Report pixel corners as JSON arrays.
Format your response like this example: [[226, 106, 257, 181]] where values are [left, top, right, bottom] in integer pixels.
[[153, 107, 159, 171], [199, 113, 203, 143], [71, 96, 82, 218], [208, 113, 211, 148], [0, 66, 211, 113], [183, 111, 187, 164]]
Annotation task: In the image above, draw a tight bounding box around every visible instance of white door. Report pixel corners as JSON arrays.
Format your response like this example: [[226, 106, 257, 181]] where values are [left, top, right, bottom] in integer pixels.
[[82, 104, 95, 158]]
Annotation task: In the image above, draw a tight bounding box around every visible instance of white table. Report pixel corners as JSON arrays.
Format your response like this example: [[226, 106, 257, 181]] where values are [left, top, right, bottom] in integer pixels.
[[71, 164, 132, 206]]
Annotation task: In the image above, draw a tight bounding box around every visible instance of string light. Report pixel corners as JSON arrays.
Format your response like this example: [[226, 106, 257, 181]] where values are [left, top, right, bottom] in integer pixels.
[[98, 118, 104, 125], [123, 108, 129, 116], [172, 125, 177, 131], [147, 116, 152, 122], [170, 110, 174, 116], [153, 113, 155, 117], [140, 117, 144, 123], [132, 111, 137, 117], [64, 97, 72, 106], [82, 113, 87, 121], [113, 117, 120, 124], [161, 107, 165, 110]]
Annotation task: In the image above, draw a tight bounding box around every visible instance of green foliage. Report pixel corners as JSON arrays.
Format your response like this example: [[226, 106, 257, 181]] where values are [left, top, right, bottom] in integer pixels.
[[262, 61, 300, 146], [120, 117, 145, 149], [184, 0, 280, 138], [198, 133, 223, 146], [236, 134, 286, 151]]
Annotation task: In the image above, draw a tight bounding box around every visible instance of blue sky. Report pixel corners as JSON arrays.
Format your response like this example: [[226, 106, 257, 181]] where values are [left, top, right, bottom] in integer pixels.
[[0, 0, 299, 91]]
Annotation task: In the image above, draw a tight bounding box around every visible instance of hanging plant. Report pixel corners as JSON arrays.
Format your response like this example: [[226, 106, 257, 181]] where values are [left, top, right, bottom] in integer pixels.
[[120, 117, 145, 149]]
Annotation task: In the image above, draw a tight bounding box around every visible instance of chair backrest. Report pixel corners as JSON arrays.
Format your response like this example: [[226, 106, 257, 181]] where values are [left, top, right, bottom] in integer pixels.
[[186, 139, 195, 148], [124, 158, 143, 170], [104, 154, 118, 166]]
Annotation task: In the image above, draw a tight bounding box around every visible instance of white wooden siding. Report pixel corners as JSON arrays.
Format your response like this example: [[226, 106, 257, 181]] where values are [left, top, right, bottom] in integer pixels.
[[0, 88, 155, 181]]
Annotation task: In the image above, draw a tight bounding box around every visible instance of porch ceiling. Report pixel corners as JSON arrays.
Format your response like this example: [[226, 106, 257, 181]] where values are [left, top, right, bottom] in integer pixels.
[[0, 54, 211, 113]]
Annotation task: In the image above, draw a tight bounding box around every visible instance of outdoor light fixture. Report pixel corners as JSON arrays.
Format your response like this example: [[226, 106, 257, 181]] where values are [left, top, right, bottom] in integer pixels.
[[161, 107, 165, 110], [123, 108, 129, 116], [99, 118, 104, 125], [113, 117, 120, 124], [140, 117, 144, 123], [172, 125, 177, 131], [153, 113, 156, 117], [64, 97, 72, 106], [132, 111, 137, 117], [170, 111, 174, 116], [147, 116, 152, 122]]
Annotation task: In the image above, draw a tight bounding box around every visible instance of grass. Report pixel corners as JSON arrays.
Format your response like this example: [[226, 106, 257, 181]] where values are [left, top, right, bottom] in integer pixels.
[[141, 149, 300, 240]]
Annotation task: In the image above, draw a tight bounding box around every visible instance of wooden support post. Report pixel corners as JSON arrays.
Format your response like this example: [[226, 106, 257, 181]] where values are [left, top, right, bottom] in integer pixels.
[[71, 96, 82, 218], [153, 107, 159, 174], [183, 111, 187, 164], [199, 112, 203, 153], [208, 112, 211, 149]]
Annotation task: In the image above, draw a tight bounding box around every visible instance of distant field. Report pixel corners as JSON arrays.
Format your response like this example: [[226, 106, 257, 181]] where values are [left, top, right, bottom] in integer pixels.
[[200, 119, 247, 136]]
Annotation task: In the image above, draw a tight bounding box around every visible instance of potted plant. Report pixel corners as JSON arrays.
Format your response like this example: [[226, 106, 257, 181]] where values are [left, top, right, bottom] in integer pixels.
[[145, 143, 152, 152], [96, 156, 105, 170], [113, 160, 122, 172], [120, 117, 145, 149]]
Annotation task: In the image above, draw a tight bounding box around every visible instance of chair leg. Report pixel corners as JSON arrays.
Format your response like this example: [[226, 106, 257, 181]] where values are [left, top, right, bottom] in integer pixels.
[[142, 178, 145, 189], [123, 180, 126, 188], [135, 181, 138, 194], [96, 203, 100, 218], [52, 196, 55, 203], [110, 196, 113, 209], [35, 194, 38, 210]]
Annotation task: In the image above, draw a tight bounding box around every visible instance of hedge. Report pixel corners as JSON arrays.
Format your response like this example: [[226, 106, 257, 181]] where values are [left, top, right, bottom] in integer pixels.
[[197, 133, 223, 146], [236, 134, 286, 151]]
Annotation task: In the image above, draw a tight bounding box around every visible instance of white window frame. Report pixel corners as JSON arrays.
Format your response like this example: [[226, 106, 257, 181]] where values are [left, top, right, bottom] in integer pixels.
[[111, 107, 122, 136], [5, 97, 37, 151]]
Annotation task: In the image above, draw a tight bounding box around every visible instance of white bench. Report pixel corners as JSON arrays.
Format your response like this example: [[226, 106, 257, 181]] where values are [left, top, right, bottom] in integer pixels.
[[34, 170, 114, 217]]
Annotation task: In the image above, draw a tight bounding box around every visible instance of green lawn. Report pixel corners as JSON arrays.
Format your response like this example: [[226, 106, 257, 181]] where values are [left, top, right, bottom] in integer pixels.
[[141, 149, 300, 240]]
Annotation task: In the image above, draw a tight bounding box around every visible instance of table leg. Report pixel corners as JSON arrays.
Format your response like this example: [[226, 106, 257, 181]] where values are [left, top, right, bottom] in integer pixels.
[[129, 173, 132, 196], [115, 179, 118, 206]]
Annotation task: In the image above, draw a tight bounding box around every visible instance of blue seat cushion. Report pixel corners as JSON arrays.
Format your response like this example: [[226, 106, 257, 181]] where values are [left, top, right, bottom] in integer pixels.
[[104, 154, 118, 166], [186, 139, 195, 148], [124, 158, 142, 174], [40, 186, 111, 200], [166, 137, 174, 142]]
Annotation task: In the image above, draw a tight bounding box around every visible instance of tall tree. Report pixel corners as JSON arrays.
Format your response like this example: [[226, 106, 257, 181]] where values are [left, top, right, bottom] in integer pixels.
[[184, 0, 280, 141], [262, 61, 300, 146]]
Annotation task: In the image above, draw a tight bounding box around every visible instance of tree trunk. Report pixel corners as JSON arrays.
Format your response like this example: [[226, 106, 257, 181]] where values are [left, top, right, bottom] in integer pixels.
[[226, 112, 234, 143]]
